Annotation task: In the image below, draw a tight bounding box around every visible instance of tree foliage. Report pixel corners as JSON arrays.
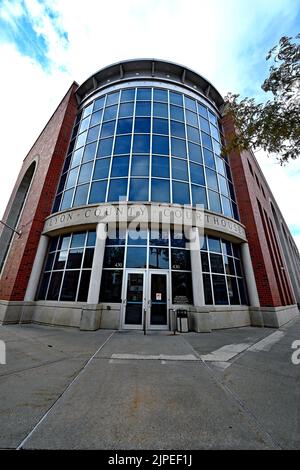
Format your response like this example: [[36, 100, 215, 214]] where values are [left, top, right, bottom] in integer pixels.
[[223, 33, 300, 164]]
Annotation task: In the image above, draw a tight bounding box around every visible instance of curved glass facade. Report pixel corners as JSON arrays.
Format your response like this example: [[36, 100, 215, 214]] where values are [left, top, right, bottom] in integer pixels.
[[53, 86, 238, 219], [38, 228, 247, 307]]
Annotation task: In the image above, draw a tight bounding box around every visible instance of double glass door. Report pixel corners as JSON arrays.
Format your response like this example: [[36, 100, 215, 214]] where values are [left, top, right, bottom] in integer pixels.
[[122, 270, 169, 330]]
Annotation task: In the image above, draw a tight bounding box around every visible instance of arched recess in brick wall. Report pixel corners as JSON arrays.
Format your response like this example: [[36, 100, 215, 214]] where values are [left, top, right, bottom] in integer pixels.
[[0, 161, 37, 273]]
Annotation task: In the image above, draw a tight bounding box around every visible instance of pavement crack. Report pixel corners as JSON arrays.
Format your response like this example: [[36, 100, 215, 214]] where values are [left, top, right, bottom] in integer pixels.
[[15, 331, 115, 450]]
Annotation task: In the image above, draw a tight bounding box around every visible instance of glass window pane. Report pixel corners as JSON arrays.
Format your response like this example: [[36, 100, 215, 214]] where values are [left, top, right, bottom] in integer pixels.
[[216, 157, 226, 176], [171, 230, 188, 248], [87, 231, 97, 246], [73, 184, 89, 207], [137, 88, 151, 100], [71, 232, 86, 248], [47, 271, 63, 301], [224, 256, 235, 275], [78, 162, 93, 184], [67, 248, 83, 269], [135, 101, 151, 116], [192, 185, 207, 208], [190, 163, 205, 185], [60, 189, 74, 210], [172, 158, 188, 181], [188, 142, 202, 163], [171, 249, 191, 270], [152, 135, 169, 155], [153, 89, 168, 102], [151, 178, 170, 203], [222, 240, 233, 256], [153, 118, 169, 135], [94, 97, 105, 111], [128, 228, 148, 245], [187, 125, 200, 143], [149, 247, 169, 269], [210, 253, 224, 274], [201, 252, 210, 272], [153, 102, 168, 118], [116, 118, 133, 135], [97, 138, 113, 158], [171, 138, 186, 158], [170, 92, 183, 106], [134, 117, 151, 133], [206, 169, 219, 190], [79, 117, 90, 133], [87, 125, 100, 143], [208, 110, 218, 126], [185, 110, 198, 127], [89, 181, 107, 204], [171, 120, 185, 138], [99, 270, 123, 302], [121, 89, 135, 102], [65, 167, 79, 189], [126, 247, 147, 268], [185, 96, 197, 112], [170, 105, 184, 121], [208, 237, 222, 253], [150, 229, 169, 246], [71, 148, 84, 167], [201, 132, 213, 150], [203, 148, 215, 169], [45, 252, 55, 271], [90, 110, 102, 127], [222, 196, 233, 217], [106, 227, 126, 246], [212, 275, 229, 305], [108, 179, 128, 201], [198, 103, 208, 118], [77, 270, 91, 302], [103, 105, 118, 121], [199, 116, 210, 133], [238, 278, 248, 305], [106, 92, 119, 106], [172, 272, 193, 304], [114, 135, 131, 155], [54, 250, 68, 270], [104, 247, 125, 268], [60, 271, 80, 301], [83, 248, 94, 268], [208, 190, 221, 212], [172, 181, 190, 205], [93, 158, 110, 180], [83, 142, 97, 163], [131, 156, 149, 176], [75, 131, 87, 150], [210, 124, 220, 142], [129, 178, 149, 201], [152, 156, 170, 178], [132, 134, 150, 153], [119, 102, 134, 117], [37, 272, 50, 300], [100, 120, 115, 138], [203, 274, 213, 304], [111, 156, 129, 177]]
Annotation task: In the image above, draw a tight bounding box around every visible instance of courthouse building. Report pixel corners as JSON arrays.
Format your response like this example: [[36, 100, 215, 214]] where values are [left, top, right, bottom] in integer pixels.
[[0, 59, 299, 331]]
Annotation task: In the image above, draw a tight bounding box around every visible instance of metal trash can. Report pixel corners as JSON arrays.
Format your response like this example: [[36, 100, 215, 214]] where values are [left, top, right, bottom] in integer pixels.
[[176, 310, 189, 333]]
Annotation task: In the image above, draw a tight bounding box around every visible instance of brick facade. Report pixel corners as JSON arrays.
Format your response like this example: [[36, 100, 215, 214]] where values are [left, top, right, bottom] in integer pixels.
[[222, 114, 296, 307], [0, 83, 78, 301]]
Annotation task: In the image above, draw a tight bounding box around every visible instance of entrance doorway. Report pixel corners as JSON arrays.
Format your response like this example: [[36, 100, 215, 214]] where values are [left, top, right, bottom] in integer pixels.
[[122, 269, 170, 330]]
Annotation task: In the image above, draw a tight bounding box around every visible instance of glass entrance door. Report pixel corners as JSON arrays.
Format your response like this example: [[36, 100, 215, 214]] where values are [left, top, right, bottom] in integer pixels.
[[122, 270, 169, 330], [123, 271, 145, 329], [148, 271, 169, 330]]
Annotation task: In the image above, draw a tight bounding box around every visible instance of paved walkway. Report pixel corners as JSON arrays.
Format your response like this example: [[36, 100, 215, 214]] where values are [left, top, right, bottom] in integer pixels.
[[0, 318, 299, 449]]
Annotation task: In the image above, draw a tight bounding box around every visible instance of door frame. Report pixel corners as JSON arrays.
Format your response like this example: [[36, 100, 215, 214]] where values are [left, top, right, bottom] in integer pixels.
[[147, 269, 170, 331], [121, 269, 146, 330]]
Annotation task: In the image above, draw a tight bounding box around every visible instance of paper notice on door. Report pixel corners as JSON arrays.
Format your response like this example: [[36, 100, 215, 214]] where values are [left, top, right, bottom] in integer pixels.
[[156, 293, 162, 300]]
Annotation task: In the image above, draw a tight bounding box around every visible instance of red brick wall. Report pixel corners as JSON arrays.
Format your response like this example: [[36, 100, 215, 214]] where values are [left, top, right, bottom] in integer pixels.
[[222, 115, 295, 307], [0, 83, 78, 301]]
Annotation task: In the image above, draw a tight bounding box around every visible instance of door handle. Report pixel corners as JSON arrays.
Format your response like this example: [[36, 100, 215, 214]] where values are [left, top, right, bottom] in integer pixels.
[[123, 299, 127, 305]]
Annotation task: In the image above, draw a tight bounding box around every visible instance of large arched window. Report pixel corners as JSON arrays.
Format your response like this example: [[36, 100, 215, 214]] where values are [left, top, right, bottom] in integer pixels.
[[0, 161, 36, 272]]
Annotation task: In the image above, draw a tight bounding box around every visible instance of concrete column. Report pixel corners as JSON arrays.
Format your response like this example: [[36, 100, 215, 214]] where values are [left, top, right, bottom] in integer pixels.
[[87, 222, 107, 304], [240, 242, 260, 307], [189, 226, 205, 307], [24, 234, 49, 301]]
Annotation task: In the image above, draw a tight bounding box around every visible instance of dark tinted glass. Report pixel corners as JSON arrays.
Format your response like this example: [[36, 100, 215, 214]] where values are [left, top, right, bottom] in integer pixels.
[[172, 272, 193, 304], [99, 270, 123, 302], [212, 275, 229, 305], [60, 271, 80, 301], [151, 178, 170, 203], [107, 179, 128, 201], [89, 181, 107, 203], [129, 178, 149, 201], [126, 247, 147, 268]]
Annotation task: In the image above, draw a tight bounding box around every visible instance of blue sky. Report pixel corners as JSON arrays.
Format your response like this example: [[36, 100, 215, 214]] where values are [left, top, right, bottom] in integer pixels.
[[0, 0, 299, 246]]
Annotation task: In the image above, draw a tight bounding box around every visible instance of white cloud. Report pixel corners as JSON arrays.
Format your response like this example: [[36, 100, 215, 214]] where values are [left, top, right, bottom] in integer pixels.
[[0, 0, 299, 250]]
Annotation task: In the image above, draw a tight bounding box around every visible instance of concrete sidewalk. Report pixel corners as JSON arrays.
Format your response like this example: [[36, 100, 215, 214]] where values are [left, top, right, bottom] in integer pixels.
[[0, 319, 299, 449]]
